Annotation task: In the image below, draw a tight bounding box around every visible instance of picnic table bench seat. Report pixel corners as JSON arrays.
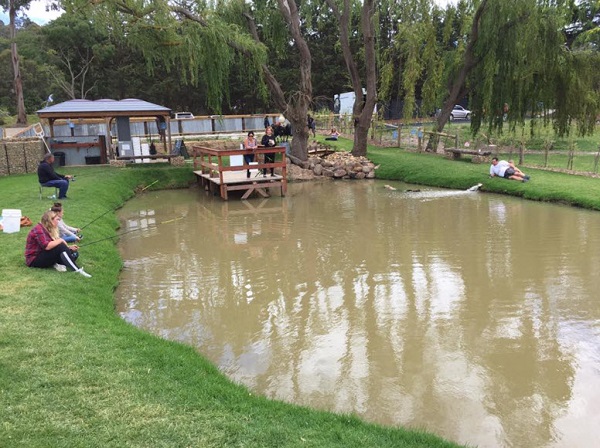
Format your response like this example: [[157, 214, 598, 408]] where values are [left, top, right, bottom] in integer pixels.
[[444, 148, 492, 164], [116, 154, 176, 164]]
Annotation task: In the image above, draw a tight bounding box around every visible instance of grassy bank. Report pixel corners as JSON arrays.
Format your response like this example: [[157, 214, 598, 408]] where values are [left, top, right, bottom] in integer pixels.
[[0, 165, 463, 447], [321, 137, 600, 210], [368, 147, 600, 210]]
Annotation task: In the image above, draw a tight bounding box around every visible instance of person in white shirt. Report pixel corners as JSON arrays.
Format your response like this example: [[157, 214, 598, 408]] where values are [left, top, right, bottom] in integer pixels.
[[51, 202, 81, 243], [490, 158, 529, 182]]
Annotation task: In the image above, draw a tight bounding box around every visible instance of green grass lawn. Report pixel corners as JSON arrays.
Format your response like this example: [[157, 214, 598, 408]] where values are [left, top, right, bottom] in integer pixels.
[[0, 164, 464, 448]]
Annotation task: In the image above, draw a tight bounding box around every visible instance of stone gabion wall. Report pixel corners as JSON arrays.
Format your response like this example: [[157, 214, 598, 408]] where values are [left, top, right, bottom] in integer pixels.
[[0, 138, 45, 176]]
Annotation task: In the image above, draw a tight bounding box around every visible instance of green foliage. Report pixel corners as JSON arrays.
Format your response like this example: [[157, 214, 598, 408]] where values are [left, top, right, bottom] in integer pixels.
[[57, 0, 267, 113], [379, 0, 444, 119]]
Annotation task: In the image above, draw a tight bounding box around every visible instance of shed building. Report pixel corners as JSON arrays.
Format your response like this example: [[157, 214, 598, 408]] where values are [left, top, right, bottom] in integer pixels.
[[37, 99, 172, 165]]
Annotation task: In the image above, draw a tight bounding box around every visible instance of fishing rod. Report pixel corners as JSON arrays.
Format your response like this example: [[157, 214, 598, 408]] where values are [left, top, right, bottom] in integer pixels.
[[78, 215, 184, 248], [78, 180, 159, 231], [79, 205, 122, 231], [77, 227, 145, 248], [140, 179, 159, 192]]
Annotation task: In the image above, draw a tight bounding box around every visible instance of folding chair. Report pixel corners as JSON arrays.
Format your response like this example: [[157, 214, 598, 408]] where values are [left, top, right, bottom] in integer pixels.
[[39, 184, 59, 200]]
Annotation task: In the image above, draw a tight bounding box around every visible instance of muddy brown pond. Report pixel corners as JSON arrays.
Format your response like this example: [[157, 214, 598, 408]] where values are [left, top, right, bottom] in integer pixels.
[[115, 181, 600, 448]]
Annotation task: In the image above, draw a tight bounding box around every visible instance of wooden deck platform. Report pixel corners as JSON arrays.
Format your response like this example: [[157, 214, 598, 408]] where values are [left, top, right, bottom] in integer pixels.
[[194, 170, 284, 199], [192, 144, 287, 200]]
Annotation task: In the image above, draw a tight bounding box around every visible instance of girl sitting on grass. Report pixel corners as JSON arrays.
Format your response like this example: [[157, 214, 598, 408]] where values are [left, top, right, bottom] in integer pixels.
[[51, 202, 81, 243], [24, 210, 91, 277]]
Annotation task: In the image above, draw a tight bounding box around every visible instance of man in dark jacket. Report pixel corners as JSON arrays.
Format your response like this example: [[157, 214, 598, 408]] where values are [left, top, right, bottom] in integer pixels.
[[37, 153, 73, 199]]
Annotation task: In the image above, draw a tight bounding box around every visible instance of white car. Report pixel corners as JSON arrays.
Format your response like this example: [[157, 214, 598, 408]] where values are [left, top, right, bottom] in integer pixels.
[[174, 112, 194, 119], [450, 105, 471, 121]]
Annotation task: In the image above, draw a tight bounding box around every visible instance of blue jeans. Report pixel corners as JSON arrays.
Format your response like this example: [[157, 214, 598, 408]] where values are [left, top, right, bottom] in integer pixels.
[[42, 179, 69, 199], [243, 154, 255, 177], [63, 234, 78, 243]]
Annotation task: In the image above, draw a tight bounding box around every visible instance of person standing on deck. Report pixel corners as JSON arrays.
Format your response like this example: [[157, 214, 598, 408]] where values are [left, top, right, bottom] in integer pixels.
[[261, 126, 277, 177], [242, 131, 258, 178]]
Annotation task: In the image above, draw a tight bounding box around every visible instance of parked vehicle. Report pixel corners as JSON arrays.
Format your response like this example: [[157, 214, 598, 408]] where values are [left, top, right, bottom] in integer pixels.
[[174, 112, 194, 119], [450, 105, 471, 121]]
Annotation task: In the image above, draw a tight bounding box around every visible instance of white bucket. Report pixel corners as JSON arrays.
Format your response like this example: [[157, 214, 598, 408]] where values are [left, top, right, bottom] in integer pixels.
[[2, 209, 21, 234]]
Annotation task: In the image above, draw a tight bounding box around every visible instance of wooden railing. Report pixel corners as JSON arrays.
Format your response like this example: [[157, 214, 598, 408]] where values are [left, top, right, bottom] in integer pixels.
[[191, 144, 287, 200]]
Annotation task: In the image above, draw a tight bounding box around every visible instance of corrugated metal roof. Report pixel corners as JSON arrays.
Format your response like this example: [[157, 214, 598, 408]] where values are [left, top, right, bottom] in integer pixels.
[[37, 99, 171, 116]]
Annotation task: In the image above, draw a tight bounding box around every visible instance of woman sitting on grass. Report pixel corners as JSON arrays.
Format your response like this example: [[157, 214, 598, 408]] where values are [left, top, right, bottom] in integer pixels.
[[24, 210, 91, 278], [325, 128, 340, 141]]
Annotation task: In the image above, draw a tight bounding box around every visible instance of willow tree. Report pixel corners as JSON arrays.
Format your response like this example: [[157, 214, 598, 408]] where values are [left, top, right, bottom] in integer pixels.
[[436, 0, 599, 139], [379, 0, 443, 123], [325, 0, 377, 157], [61, 0, 316, 161]]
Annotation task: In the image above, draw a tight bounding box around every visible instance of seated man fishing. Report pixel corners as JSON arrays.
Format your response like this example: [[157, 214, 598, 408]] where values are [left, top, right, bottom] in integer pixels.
[[489, 157, 530, 182], [38, 152, 75, 199]]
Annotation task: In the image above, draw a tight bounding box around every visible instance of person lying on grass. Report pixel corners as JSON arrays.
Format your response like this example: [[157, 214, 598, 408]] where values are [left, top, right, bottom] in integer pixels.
[[24, 210, 91, 278], [489, 157, 530, 182]]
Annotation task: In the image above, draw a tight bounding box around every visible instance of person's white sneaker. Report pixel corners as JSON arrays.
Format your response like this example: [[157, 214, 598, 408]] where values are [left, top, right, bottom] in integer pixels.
[[76, 268, 92, 278], [53, 263, 67, 272]]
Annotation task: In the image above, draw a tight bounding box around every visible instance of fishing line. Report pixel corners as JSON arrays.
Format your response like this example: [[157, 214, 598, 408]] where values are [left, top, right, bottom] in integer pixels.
[[78, 180, 158, 230], [78, 215, 184, 248]]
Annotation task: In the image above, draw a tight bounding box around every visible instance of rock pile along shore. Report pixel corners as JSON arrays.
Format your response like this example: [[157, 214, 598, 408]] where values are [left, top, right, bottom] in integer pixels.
[[287, 151, 377, 181]]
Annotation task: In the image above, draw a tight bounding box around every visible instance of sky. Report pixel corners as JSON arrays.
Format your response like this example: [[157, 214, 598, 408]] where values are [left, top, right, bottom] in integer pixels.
[[0, 1, 63, 25], [2, 0, 457, 26]]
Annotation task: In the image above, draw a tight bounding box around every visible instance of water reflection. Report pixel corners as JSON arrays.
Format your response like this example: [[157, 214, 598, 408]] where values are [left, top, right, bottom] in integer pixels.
[[115, 182, 600, 448]]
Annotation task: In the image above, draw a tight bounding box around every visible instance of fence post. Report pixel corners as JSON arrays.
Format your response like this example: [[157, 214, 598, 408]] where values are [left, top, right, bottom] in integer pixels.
[[567, 140, 575, 171], [519, 139, 525, 166], [397, 121, 402, 148], [594, 144, 600, 173], [543, 140, 552, 168]]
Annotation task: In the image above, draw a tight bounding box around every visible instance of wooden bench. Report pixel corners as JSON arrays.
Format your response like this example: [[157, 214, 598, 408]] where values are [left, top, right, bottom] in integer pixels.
[[444, 148, 492, 164], [116, 154, 176, 164]]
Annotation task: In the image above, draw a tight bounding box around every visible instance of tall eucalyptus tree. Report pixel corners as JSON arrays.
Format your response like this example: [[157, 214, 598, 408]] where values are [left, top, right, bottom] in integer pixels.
[[0, 0, 30, 124]]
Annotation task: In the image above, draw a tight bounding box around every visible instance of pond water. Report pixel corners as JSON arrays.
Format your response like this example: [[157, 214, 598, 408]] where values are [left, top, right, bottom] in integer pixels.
[[115, 181, 600, 448]]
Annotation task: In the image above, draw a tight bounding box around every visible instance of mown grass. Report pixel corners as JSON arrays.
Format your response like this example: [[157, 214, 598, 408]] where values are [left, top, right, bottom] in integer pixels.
[[0, 164, 464, 447], [319, 135, 600, 210]]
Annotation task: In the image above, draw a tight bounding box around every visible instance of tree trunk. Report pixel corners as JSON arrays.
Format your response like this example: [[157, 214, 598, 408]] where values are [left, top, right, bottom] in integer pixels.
[[289, 113, 309, 161], [243, 0, 312, 161], [327, 0, 377, 158], [426, 0, 489, 150], [353, 123, 370, 156], [9, 0, 27, 125]]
